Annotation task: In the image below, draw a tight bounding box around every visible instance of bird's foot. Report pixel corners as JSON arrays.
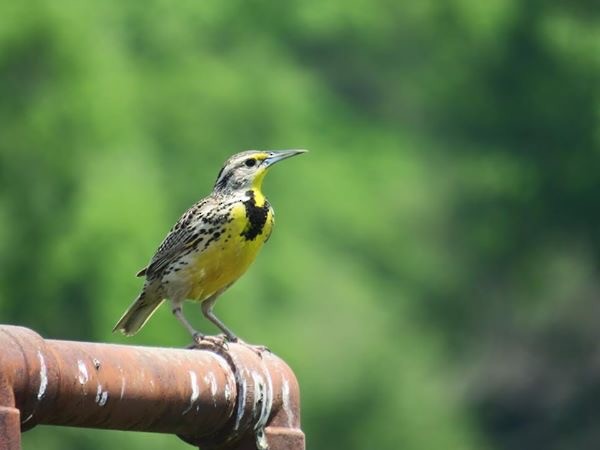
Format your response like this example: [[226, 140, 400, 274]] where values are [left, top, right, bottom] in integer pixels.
[[203, 334, 230, 350], [187, 333, 270, 358], [187, 332, 229, 351]]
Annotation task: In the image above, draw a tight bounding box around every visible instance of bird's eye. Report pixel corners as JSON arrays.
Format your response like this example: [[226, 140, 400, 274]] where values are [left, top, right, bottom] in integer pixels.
[[245, 158, 256, 167]]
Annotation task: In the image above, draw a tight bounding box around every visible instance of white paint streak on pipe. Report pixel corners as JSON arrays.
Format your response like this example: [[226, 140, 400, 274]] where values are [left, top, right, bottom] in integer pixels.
[[224, 383, 232, 402], [36, 350, 48, 401], [251, 371, 262, 416], [233, 378, 247, 431], [183, 371, 200, 415], [212, 353, 236, 389], [98, 391, 109, 406], [204, 372, 218, 407], [251, 369, 273, 432], [118, 364, 126, 400], [77, 360, 89, 384], [119, 377, 127, 400], [95, 384, 109, 406]]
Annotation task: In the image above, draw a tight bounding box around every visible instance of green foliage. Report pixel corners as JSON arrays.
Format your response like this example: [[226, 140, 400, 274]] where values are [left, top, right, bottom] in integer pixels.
[[0, 0, 598, 449]]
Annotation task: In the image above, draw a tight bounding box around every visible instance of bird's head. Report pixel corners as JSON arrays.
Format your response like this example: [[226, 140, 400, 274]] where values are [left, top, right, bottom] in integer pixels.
[[213, 149, 307, 193]]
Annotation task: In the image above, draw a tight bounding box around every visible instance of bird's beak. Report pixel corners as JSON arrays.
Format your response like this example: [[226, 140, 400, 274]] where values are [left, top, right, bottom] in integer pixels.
[[264, 149, 308, 167]]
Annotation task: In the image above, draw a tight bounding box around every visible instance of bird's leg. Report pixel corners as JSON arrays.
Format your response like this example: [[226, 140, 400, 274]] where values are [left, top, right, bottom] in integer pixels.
[[172, 304, 204, 343], [200, 295, 271, 357], [201, 295, 238, 342]]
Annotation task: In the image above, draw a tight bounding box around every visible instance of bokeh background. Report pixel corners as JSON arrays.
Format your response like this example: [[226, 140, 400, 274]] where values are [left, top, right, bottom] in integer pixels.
[[1, 1, 599, 449]]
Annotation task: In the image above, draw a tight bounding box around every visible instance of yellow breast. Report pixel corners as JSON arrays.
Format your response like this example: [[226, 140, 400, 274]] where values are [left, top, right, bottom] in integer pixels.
[[183, 200, 274, 301]]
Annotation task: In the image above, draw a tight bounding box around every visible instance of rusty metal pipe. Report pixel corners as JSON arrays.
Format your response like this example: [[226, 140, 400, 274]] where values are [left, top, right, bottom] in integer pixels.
[[0, 325, 303, 450]]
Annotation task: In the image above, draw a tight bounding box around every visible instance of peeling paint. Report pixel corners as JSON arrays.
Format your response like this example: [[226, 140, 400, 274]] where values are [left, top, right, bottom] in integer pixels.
[[256, 428, 269, 450], [251, 371, 262, 416], [212, 353, 236, 390], [37, 350, 48, 401], [224, 382, 232, 402], [207, 373, 218, 397], [264, 369, 274, 426], [95, 385, 109, 406], [98, 391, 109, 406], [233, 377, 247, 431], [251, 369, 273, 434], [77, 360, 89, 384], [204, 372, 218, 407], [119, 377, 126, 400], [227, 350, 248, 433], [118, 364, 126, 399], [183, 371, 200, 414]]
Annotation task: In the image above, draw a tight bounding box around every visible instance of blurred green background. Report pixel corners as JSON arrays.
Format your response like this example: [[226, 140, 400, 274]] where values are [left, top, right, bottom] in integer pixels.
[[1, 0, 599, 449]]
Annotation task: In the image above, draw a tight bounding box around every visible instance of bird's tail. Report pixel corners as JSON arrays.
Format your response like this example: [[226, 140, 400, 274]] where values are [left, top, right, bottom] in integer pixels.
[[113, 290, 164, 336]]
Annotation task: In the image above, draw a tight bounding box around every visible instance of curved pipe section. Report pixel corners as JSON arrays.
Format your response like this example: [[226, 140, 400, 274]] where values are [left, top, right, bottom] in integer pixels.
[[0, 325, 303, 450]]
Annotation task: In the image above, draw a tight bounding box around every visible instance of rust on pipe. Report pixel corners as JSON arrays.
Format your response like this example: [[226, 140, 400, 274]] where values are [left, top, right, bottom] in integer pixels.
[[0, 405, 21, 450], [0, 325, 304, 450]]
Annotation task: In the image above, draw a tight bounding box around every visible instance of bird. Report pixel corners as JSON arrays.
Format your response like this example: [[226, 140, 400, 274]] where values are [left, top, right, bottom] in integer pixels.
[[113, 149, 307, 344]]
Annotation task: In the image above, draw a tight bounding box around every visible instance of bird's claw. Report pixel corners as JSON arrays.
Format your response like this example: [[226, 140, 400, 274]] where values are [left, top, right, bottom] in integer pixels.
[[203, 334, 230, 350], [187, 333, 229, 351], [187, 334, 270, 358]]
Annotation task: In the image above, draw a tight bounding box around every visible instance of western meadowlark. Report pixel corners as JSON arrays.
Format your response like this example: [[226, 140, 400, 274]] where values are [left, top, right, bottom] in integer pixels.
[[113, 149, 306, 344]]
